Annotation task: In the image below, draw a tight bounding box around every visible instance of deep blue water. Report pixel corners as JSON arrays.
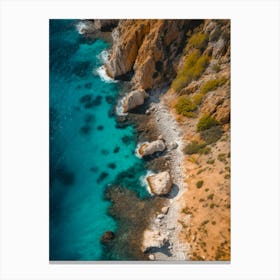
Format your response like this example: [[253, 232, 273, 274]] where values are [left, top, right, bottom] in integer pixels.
[[49, 20, 148, 260]]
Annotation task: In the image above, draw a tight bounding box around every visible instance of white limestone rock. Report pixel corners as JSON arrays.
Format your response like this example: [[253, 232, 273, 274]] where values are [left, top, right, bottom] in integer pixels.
[[122, 89, 147, 113], [142, 229, 169, 252], [147, 171, 172, 195], [138, 140, 166, 157]]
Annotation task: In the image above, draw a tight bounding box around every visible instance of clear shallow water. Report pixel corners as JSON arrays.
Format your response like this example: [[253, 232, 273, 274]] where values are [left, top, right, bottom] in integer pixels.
[[49, 20, 149, 260]]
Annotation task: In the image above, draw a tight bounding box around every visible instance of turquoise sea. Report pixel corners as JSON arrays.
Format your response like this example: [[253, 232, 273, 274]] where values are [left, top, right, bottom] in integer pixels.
[[49, 20, 149, 260]]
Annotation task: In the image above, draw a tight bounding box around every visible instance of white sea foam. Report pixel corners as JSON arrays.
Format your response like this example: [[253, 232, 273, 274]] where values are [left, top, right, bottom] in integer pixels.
[[76, 21, 92, 35], [115, 97, 127, 116], [140, 170, 155, 195], [95, 65, 118, 84], [97, 50, 110, 64]]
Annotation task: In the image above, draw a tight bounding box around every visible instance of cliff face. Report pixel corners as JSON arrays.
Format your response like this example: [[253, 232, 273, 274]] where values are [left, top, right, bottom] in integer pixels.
[[105, 19, 202, 90], [102, 19, 231, 261]]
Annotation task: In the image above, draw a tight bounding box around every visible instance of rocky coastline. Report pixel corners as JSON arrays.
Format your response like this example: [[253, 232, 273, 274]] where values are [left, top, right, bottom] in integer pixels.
[[86, 19, 230, 261]]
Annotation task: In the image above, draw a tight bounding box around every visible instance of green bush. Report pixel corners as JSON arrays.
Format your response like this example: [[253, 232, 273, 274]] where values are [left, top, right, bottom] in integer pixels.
[[193, 93, 205, 106], [171, 50, 209, 91], [197, 114, 220, 131], [184, 141, 211, 155], [212, 63, 221, 72], [175, 96, 197, 117], [196, 180, 204, 189], [188, 33, 209, 50], [200, 76, 228, 95], [200, 125, 223, 144]]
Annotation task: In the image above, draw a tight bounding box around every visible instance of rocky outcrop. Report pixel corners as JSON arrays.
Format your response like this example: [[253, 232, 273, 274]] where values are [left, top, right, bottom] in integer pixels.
[[100, 231, 115, 243], [147, 171, 172, 195], [105, 20, 150, 79], [122, 88, 147, 113], [93, 19, 119, 32], [137, 140, 166, 157], [142, 229, 169, 252], [105, 20, 202, 89]]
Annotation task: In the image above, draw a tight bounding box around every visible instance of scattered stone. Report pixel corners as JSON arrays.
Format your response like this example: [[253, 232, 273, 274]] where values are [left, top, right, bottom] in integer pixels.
[[148, 254, 155, 261], [137, 140, 166, 157], [147, 171, 172, 195], [158, 135, 164, 140], [167, 226, 175, 230], [168, 141, 178, 150], [161, 206, 169, 214], [157, 214, 165, 219]]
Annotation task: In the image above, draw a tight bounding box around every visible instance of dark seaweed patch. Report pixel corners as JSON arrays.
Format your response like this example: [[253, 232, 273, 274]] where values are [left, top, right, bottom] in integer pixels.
[[113, 146, 120, 153], [84, 113, 95, 123], [101, 149, 109, 156], [97, 172, 109, 183], [90, 166, 99, 173], [84, 82, 92, 89], [108, 163, 117, 169], [80, 124, 91, 135], [79, 94, 92, 104], [55, 166, 75, 186], [97, 125, 104, 131], [72, 61, 91, 77], [79, 95, 103, 109], [121, 135, 134, 145], [105, 95, 115, 105]]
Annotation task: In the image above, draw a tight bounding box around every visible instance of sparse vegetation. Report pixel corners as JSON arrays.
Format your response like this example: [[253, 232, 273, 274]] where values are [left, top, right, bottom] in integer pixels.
[[196, 180, 204, 188], [212, 63, 221, 72], [218, 153, 227, 164], [207, 158, 215, 164], [184, 140, 210, 155], [197, 114, 220, 131], [207, 193, 214, 200], [200, 76, 228, 95], [200, 220, 209, 227], [182, 206, 192, 215], [224, 174, 230, 179], [200, 125, 223, 144], [187, 32, 209, 51], [193, 93, 205, 106], [175, 96, 197, 117], [171, 50, 209, 91]]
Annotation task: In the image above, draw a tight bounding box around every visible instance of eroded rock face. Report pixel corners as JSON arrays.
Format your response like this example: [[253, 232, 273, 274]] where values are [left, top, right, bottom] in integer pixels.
[[93, 19, 119, 32], [105, 19, 200, 89], [105, 20, 151, 79], [142, 229, 168, 252], [138, 140, 166, 157], [122, 89, 147, 113], [147, 171, 172, 195]]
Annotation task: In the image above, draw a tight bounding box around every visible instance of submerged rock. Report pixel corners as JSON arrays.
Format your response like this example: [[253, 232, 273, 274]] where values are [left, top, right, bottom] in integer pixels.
[[147, 171, 172, 195], [137, 139, 166, 157], [122, 89, 147, 113], [100, 231, 115, 244], [142, 229, 169, 252]]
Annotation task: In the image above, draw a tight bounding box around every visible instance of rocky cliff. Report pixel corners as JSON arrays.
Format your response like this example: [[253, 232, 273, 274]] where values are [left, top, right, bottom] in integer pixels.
[[105, 19, 202, 89], [99, 19, 231, 261]]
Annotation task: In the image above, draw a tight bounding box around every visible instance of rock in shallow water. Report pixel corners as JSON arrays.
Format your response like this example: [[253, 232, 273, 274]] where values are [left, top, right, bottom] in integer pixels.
[[100, 231, 115, 244], [147, 171, 172, 195], [137, 140, 166, 157]]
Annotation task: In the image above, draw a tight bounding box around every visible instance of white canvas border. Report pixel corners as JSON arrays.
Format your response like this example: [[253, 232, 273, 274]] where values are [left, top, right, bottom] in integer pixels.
[[0, 0, 279, 279]]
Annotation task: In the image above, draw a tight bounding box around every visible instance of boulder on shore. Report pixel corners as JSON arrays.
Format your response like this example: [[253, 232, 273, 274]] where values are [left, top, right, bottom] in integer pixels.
[[138, 140, 166, 157], [122, 89, 147, 113], [100, 231, 115, 244], [142, 229, 169, 252], [147, 171, 172, 195]]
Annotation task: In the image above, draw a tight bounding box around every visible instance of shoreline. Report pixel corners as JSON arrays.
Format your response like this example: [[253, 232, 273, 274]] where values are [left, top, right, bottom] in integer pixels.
[[140, 89, 190, 260]]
